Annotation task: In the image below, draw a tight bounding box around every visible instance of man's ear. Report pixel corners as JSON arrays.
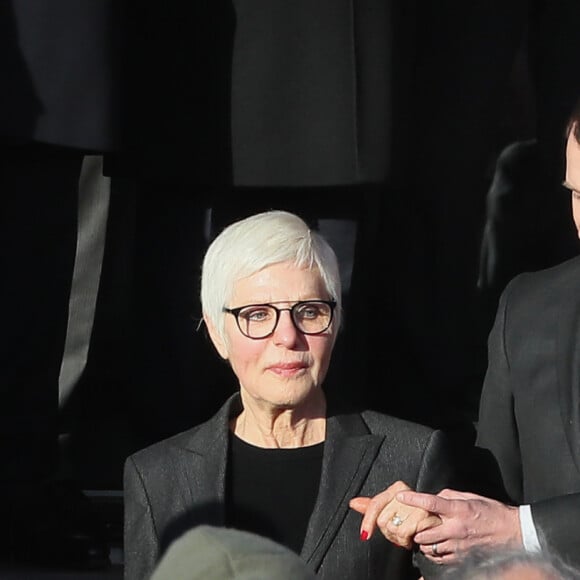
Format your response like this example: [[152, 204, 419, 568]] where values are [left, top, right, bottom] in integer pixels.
[[204, 315, 229, 360]]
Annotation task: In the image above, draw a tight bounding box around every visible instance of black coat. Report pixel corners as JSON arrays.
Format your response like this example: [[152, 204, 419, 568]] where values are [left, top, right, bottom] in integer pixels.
[[119, 0, 394, 185], [1, 0, 122, 150]]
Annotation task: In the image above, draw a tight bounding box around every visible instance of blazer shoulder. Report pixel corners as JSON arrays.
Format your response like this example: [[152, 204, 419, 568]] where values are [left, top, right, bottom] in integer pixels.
[[360, 409, 435, 441], [126, 393, 239, 469], [126, 423, 204, 471]]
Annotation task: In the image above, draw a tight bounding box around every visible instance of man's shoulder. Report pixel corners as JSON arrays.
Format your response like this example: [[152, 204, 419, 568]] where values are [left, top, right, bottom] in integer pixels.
[[506, 254, 580, 299]]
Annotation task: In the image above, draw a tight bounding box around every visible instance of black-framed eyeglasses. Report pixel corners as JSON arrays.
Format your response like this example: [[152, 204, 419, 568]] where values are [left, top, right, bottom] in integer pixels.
[[223, 300, 336, 339]]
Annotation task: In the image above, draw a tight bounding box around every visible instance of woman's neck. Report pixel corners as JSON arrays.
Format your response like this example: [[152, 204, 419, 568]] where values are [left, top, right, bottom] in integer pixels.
[[231, 394, 326, 448]]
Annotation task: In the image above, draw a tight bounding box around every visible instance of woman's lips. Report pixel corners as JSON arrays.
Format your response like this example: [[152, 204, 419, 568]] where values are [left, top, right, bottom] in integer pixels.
[[267, 362, 307, 376]]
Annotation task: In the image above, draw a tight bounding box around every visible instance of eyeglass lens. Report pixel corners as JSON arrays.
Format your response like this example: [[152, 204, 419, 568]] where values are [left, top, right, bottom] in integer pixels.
[[237, 301, 332, 338]]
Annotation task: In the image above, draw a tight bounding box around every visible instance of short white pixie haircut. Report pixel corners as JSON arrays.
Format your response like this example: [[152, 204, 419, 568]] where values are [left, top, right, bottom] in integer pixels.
[[201, 210, 342, 344]]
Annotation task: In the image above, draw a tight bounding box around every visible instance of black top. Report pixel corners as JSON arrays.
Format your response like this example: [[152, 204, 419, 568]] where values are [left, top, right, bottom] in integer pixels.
[[226, 433, 324, 554]]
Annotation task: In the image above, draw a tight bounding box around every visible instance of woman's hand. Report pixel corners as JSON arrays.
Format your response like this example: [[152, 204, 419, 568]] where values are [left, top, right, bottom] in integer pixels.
[[349, 480, 442, 549]]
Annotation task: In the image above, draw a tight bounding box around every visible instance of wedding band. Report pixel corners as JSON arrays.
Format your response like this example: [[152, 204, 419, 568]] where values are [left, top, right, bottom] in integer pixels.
[[432, 543, 439, 556], [391, 514, 404, 527]]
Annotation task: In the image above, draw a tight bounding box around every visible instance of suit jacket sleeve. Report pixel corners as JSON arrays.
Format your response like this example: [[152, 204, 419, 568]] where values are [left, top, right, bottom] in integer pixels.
[[475, 280, 524, 502], [124, 455, 159, 580], [531, 493, 580, 564], [413, 430, 462, 580]]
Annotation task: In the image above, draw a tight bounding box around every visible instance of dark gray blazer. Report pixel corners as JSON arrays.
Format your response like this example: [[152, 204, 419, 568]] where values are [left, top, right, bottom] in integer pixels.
[[477, 255, 580, 566], [124, 394, 457, 580]]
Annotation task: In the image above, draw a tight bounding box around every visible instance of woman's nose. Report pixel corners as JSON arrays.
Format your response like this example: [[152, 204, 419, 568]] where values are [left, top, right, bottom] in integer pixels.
[[272, 310, 300, 346]]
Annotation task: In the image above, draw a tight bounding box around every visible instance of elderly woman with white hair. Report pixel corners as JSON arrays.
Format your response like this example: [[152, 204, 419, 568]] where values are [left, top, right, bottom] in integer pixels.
[[123, 210, 458, 580]]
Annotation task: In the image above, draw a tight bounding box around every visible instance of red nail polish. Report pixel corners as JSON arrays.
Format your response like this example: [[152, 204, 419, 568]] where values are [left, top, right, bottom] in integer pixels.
[[360, 530, 369, 541]]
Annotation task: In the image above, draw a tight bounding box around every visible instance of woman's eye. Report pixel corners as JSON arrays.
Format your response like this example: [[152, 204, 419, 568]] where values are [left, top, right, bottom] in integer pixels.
[[298, 305, 320, 319], [243, 309, 271, 322]]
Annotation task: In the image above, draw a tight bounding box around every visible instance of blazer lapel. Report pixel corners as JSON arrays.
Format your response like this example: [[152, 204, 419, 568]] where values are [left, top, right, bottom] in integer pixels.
[[557, 285, 580, 476], [301, 412, 382, 568], [175, 394, 242, 525]]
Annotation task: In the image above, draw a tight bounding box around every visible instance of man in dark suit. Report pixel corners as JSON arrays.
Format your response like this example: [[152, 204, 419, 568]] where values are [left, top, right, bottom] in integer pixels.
[[0, 0, 122, 568], [384, 98, 580, 568]]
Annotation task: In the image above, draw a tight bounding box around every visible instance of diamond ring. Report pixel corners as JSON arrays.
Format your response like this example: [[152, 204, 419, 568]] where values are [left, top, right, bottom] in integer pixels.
[[391, 514, 404, 527]]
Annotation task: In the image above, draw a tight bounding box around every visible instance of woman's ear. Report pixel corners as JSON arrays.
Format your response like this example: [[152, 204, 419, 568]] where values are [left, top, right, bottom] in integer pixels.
[[204, 315, 229, 360]]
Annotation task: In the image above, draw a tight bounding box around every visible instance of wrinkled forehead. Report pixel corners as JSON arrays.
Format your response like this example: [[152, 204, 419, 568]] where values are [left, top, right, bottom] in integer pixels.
[[229, 263, 327, 306]]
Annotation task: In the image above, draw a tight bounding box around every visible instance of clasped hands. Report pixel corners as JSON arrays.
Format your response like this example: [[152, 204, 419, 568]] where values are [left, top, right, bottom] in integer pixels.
[[349, 481, 522, 563]]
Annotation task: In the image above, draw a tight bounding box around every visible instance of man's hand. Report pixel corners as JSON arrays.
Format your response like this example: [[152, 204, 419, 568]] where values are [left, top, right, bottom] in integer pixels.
[[349, 480, 442, 549], [396, 488, 523, 563]]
